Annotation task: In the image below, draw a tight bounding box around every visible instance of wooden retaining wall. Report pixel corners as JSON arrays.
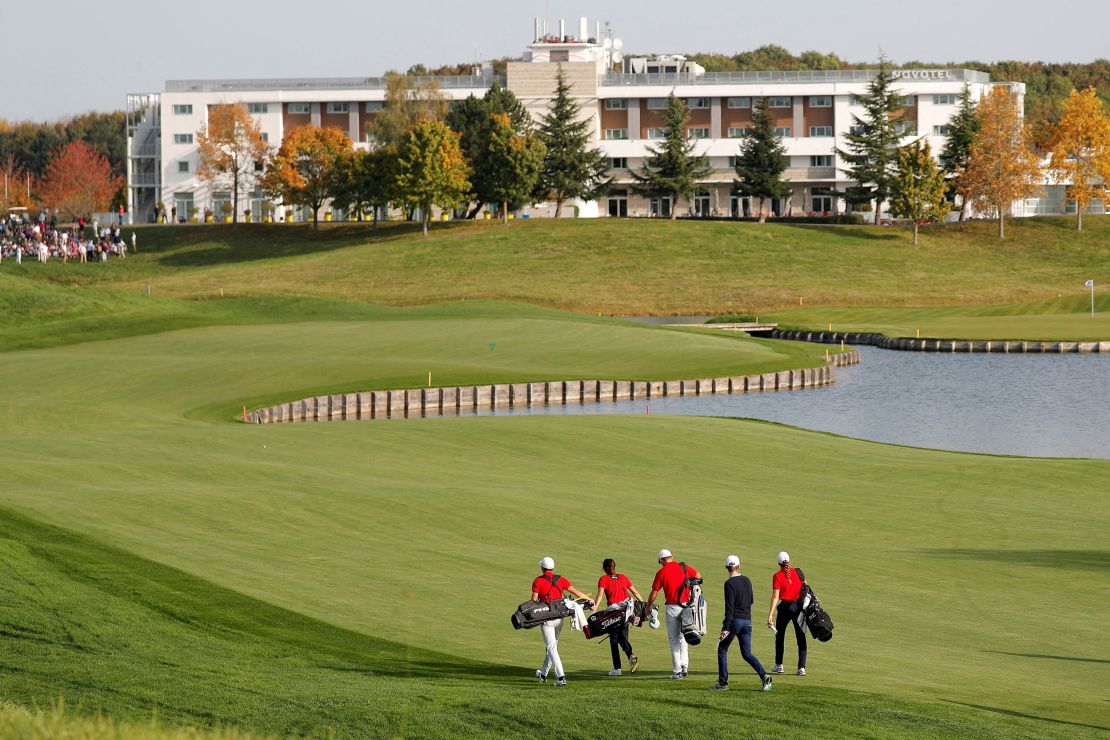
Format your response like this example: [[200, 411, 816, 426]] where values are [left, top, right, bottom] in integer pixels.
[[246, 351, 861, 423], [772, 330, 1110, 354]]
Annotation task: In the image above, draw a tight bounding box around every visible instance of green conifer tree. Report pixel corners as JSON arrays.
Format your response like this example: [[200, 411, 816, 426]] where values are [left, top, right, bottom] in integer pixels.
[[732, 97, 791, 223], [938, 85, 979, 220], [630, 93, 714, 219]]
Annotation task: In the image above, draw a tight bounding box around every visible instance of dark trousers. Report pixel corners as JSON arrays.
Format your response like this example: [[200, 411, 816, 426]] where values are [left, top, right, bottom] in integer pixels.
[[609, 625, 633, 669], [717, 618, 765, 685], [775, 601, 807, 668]]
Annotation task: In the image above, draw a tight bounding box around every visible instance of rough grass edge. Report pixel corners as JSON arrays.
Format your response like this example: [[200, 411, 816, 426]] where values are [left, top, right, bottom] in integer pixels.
[[0, 700, 268, 740]]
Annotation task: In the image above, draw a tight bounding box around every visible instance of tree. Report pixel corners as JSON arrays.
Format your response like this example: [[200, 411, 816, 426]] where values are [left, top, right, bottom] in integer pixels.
[[261, 125, 352, 229], [958, 86, 1042, 239], [331, 147, 399, 225], [197, 103, 270, 224], [938, 85, 979, 221], [1048, 87, 1110, 231], [533, 66, 610, 217], [36, 140, 121, 219], [732, 97, 791, 223], [836, 58, 907, 225], [395, 121, 471, 236], [367, 74, 449, 149], [630, 93, 713, 219], [890, 139, 949, 245], [446, 82, 531, 218], [482, 114, 545, 223]]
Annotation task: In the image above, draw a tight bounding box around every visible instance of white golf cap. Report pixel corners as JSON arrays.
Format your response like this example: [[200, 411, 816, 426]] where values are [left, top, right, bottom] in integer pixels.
[[725, 555, 740, 567], [657, 549, 672, 560], [777, 551, 790, 564], [539, 556, 555, 570]]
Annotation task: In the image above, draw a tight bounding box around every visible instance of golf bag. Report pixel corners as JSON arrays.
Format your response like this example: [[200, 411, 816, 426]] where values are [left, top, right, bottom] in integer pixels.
[[678, 564, 707, 646], [631, 599, 660, 629], [511, 599, 572, 630], [795, 583, 834, 642], [583, 599, 635, 640]]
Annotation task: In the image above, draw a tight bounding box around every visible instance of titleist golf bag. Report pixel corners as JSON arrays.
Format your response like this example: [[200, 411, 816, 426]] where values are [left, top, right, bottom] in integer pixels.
[[795, 583, 834, 642], [677, 564, 707, 645], [583, 599, 635, 640]]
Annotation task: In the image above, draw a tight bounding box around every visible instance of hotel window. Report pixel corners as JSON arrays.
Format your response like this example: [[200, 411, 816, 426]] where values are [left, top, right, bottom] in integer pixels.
[[647, 127, 667, 139], [604, 128, 628, 140], [774, 126, 792, 137], [604, 98, 627, 110], [809, 126, 833, 137], [809, 96, 832, 107], [850, 94, 864, 106], [933, 94, 957, 105], [901, 96, 916, 106], [812, 187, 834, 213], [327, 102, 350, 114], [173, 133, 193, 144], [178, 161, 189, 173], [849, 125, 865, 135], [611, 157, 628, 169], [727, 127, 749, 138], [894, 121, 916, 135], [288, 103, 310, 114], [550, 49, 569, 62], [810, 155, 834, 167], [247, 103, 268, 114], [728, 155, 740, 168], [768, 97, 792, 108], [687, 97, 710, 109], [646, 98, 669, 110], [365, 101, 384, 112], [933, 124, 953, 135], [687, 127, 709, 139], [171, 104, 193, 115], [261, 132, 269, 142], [727, 97, 751, 109]]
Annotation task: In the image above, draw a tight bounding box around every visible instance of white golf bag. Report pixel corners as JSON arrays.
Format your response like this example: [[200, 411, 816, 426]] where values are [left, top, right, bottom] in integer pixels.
[[678, 570, 707, 645]]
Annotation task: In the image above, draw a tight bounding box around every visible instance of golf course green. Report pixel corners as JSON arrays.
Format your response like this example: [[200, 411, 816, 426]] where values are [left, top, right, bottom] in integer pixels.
[[0, 219, 1107, 738]]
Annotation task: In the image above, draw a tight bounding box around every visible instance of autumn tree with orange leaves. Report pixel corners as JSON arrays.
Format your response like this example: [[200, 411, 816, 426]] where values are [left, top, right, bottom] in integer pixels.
[[395, 121, 470, 236], [1048, 87, 1110, 232], [261, 125, 352, 229], [37, 141, 122, 219], [958, 86, 1041, 239], [197, 103, 270, 224]]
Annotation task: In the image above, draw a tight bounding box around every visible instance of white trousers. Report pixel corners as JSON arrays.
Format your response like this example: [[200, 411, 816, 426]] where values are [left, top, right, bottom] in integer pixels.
[[539, 619, 564, 678], [665, 604, 688, 674]]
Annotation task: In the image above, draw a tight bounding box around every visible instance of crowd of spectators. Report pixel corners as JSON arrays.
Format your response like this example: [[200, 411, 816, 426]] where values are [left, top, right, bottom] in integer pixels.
[[0, 212, 131, 264]]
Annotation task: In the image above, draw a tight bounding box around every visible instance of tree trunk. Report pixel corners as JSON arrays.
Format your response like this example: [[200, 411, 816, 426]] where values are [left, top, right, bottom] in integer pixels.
[[502, 201, 509, 224], [913, 221, 919, 245], [422, 211, 429, 236], [554, 198, 564, 218], [466, 202, 483, 220], [232, 170, 239, 224], [758, 197, 766, 224], [312, 207, 319, 230], [874, 198, 883, 226], [998, 211, 1004, 239], [1077, 204, 1083, 232]]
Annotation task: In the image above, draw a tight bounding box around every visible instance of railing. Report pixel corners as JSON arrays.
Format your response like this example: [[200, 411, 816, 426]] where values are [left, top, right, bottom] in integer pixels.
[[166, 75, 505, 93], [602, 69, 990, 86], [130, 173, 159, 186]]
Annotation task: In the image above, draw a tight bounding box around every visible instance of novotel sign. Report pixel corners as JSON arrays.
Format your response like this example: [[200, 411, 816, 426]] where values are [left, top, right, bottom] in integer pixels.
[[892, 69, 955, 80]]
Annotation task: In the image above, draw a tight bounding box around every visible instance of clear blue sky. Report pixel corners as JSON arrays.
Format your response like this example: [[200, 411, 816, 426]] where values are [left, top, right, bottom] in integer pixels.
[[1, 0, 1106, 121]]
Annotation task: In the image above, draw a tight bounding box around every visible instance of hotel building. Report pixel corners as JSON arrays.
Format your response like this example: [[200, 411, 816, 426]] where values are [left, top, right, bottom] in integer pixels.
[[128, 18, 1036, 224]]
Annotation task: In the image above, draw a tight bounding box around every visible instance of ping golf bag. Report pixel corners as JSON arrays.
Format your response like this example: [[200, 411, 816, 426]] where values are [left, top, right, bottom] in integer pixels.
[[583, 599, 635, 640], [795, 583, 834, 642], [511, 598, 572, 630], [678, 564, 707, 646]]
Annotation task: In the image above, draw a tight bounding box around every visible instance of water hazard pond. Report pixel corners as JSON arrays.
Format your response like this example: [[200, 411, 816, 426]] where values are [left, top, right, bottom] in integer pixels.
[[470, 346, 1110, 460]]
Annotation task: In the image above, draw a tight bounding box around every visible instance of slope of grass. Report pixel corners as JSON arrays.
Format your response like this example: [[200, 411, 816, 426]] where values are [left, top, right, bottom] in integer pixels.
[[0, 703, 261, 740], [2, 217, 1107, 316]]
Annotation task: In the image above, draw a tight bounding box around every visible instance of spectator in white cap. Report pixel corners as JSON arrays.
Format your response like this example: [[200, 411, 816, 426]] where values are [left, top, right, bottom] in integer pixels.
[[767, 551, 808, 676], [646, 549, 701, 679], [710, 555, 772, 691], [531, 556, 591, 687]]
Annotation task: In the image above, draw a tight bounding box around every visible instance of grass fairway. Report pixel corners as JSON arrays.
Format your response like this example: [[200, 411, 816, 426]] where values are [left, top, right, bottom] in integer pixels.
[[0, 283, 1106, 737]]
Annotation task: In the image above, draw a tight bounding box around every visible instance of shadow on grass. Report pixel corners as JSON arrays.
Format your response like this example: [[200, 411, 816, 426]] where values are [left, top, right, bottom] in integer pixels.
[[774, 222, 902, 242], [920, 548, 1110, 572], [985, 651, 1110, 665], [943, 700, 1110, 732]]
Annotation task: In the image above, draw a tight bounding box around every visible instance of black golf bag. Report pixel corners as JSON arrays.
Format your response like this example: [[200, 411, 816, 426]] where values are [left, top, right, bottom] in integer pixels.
[[511, 599, 572, 630], [795, 583, 834, 642], [631, 599, 658, 628], [677, 564, 706, 646], [583, 599, 634, 639]]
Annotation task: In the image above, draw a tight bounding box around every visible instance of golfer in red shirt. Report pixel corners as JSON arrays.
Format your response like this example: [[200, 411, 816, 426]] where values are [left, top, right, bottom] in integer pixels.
[[766, 551, 808, 676], [592, 558, 643, 676], [531, 556, 590, 687], [646, 549, 701, 679]]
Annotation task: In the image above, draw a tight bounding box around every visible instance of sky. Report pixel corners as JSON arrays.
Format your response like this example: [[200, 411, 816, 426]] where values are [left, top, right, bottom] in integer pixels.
[[2, 0, 1107, 121]]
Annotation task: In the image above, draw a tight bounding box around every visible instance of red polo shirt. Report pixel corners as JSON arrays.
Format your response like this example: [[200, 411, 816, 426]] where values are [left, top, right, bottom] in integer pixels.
[[533, 572, 570, 601], [772, 567, 803, 602], [597, 573, 633, 605], [652, 561, 700, 604]]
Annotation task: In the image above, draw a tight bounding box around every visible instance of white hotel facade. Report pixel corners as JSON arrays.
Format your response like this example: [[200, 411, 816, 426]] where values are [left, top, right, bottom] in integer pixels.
[[127, 19, 1040, 224]]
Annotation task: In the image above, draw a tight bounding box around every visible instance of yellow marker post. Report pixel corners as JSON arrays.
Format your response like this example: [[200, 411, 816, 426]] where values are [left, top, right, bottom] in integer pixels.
[[828, 323, 832, 332], [428, 372, 432, 387], [916, 328, 920, 338]]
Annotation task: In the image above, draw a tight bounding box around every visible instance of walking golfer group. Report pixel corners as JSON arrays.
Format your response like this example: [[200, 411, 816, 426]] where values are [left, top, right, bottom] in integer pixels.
[[529, 549, 810, 690]]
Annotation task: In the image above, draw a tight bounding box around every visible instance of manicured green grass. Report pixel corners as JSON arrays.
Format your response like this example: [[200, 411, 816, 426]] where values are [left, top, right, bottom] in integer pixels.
[[767, 293, 1110, 341], [3, 216, 1107, 316], [0, 291, 1106, 737]]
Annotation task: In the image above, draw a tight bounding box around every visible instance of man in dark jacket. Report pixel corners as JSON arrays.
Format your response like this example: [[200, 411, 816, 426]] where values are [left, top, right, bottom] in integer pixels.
[[710, 555, 772, 691]]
